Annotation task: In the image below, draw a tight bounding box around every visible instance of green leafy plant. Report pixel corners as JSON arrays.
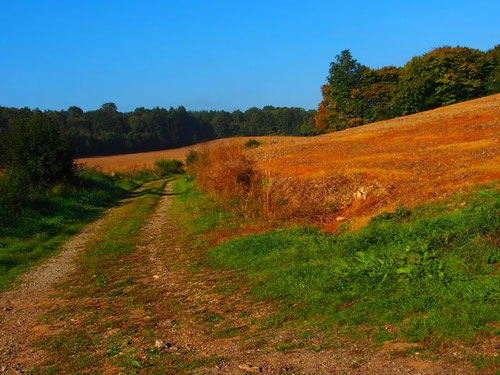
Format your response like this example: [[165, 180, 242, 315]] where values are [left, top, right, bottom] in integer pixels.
[[244, 139, 261, 149], [154, 159, 183, 176]]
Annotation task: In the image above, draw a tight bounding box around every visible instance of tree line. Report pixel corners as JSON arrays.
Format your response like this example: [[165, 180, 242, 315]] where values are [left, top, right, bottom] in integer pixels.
[[315, 45, 499, 131], [0, 104, 316, 158], [1, 44, 498, 159]]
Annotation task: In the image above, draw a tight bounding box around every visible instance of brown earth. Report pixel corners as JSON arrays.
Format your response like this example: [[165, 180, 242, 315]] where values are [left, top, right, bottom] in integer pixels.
[[0, 182, 485, 374]]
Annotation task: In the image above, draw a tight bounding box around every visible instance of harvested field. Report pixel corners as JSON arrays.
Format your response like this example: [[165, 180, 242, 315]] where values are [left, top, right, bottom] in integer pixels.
[[79, 94, 500, 228], [77, 136, 302, 172], [248, 94, 499, 227]]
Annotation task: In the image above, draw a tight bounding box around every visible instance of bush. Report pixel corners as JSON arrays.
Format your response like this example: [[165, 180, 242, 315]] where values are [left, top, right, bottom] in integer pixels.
[[188, 144, 355, 221], [154, 159, 183, 176], [244, 139, 261, 149], [185, 150, 199, 166], [0, 112, 75, 189], [190, 145, 260, 203]]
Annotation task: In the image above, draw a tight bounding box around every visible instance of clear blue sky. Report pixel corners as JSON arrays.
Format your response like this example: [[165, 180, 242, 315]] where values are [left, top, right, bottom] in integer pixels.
[[1, 0, 498, 112]]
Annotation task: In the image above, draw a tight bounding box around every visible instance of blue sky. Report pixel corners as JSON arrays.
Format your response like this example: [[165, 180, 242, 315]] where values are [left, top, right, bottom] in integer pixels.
[[0, 0, 498, 111]]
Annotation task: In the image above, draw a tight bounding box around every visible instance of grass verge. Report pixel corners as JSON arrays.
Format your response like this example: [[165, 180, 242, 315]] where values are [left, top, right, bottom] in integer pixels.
[[0, 168, 163, 291], [173, 179, 499, 349], [37, 179, 222, 374]]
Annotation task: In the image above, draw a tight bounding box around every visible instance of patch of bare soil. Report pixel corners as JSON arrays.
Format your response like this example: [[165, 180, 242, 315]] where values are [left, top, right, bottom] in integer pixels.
[[0, 183, 483, 374], [130, 184, 477, 374], [0, 188, 144, 373]]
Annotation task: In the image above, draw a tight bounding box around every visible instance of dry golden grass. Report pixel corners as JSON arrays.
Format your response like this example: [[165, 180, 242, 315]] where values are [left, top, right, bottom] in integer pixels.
[[78, 136, 301, 172], [253, 94, 500, 228], [80, 94, 500, 229]]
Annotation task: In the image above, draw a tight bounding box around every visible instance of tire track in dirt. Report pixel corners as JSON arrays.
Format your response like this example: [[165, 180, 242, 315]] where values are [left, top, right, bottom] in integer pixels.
[[140, 183, 476, 374], [0, 183, 156, 373], [0, 181, 478, 374]]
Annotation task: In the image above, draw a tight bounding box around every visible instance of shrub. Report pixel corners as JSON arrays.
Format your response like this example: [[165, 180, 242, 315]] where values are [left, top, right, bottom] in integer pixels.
[[191, 145, 260, 204], [185, 150, 199, 166], [244, 139, 261, 149], [0, 112, 75, 191], [188, 144, 355, 221], [154, 159, 183, 176]]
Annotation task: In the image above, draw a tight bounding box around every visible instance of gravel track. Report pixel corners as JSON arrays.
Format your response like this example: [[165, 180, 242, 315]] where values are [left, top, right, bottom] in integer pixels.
[[0, 184, 151, 373]]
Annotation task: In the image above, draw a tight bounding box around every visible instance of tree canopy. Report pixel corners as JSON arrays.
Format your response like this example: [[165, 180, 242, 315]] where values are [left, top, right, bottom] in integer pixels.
[[0, 112, 74, 187], [0, 104, 316, 157], [315, 45, 499, 132]]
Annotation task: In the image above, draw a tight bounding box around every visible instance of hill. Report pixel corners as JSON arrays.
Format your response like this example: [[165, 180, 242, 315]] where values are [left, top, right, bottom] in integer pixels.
[[80, 94, 500, 227]]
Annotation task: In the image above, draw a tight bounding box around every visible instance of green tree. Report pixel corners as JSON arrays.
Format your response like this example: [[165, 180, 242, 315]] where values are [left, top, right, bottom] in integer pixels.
[[395, 46, 491, 114], [360, 66, 401, 122], [485, 44, 500, 94], [315, 50, 369, 131], [212, 111, 233, 137], [100, 102, 118, 112], [0, 112, 75, 188]]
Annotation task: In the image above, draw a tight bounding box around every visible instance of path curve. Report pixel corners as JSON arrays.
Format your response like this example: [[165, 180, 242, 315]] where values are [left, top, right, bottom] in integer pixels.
[[0, 181, 477, 374]]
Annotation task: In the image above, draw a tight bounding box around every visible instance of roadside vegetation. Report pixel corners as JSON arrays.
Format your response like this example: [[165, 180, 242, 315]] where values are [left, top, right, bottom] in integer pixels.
[[0, 161, 182, 291], [0, 109, 184, 290], [0, 169, 151, 291], [155, 158, 184, 175], [186, 144, 355, 223], [172, 177, 499, 365]]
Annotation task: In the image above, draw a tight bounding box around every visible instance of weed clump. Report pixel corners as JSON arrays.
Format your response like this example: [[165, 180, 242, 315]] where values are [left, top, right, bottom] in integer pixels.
[[244, 139, 261, 149], [154, 159, 183, 176]]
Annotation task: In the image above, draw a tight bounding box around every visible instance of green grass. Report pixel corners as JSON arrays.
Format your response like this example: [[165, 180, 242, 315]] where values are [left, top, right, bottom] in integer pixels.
[[0, 168, 163, 291], [38, 179, 167, 373], [37, 179, 224, 374], [175, 179, 500, 346], [173, 177, 233, 236]]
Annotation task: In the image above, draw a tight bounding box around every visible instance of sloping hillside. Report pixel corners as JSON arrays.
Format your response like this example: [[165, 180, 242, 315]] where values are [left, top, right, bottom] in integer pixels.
[[248, 94, 499, 226], [79, 94, 499, 227]]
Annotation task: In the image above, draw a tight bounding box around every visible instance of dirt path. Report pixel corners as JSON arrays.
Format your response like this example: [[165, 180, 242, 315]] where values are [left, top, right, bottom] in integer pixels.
[[0, 182, 155, 373], [134, 184, 475, 374], [0, 182, 478, 374], [0, 208, 110, 371]]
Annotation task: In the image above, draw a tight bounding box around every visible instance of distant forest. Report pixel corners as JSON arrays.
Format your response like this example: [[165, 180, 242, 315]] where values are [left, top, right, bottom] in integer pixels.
[[1, 45, 498, 158], [0, 104, 316, 157]]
